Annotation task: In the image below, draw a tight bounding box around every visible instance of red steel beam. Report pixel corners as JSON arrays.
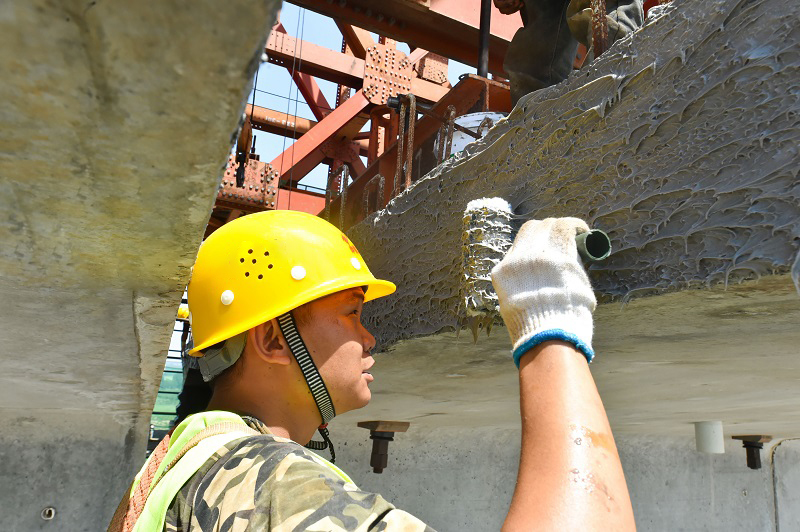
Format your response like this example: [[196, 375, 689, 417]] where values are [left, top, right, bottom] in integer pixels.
[[407, 47, 430, 65], [353, 138, 369, 156], [293, 71, 334, 120], [276, 187, 326, 215], [246, 92, 366, 158], [274, 23, 333, 120], [287, 0, 522, 77], [269, 90, 372, 186], [246, 104, 317, 138], [265, 30, 450, 103], [332, 75, 511, 227], [266, 30, 365, 88], [410, 77, 449, 102], [335, 22, 376, 59]]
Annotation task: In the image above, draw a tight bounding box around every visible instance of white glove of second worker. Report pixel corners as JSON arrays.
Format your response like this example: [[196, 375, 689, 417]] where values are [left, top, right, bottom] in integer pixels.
[[490, 217, 597, 368]]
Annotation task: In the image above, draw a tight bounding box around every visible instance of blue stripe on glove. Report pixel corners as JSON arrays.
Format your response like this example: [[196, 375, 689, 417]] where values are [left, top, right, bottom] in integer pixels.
[[512, 329, 595, 368]]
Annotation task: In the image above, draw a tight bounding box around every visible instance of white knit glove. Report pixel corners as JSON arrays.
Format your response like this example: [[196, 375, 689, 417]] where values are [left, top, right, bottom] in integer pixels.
[[490, 218, 597, 367]]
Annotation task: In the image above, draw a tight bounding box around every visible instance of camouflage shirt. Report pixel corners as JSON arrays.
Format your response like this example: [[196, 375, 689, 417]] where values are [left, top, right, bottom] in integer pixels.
[[164, 417, 434, 531]]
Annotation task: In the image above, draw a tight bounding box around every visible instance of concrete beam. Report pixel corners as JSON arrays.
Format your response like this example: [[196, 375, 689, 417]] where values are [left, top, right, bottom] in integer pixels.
[[328, 428, 791, 531], [0, 0, 280, 529]]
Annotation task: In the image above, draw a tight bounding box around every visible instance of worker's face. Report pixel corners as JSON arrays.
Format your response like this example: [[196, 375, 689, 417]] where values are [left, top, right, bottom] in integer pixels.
[[295, 287, 377, 415]]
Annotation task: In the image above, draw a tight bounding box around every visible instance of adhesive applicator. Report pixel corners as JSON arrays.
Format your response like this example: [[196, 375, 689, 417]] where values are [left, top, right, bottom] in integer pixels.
[[459, 197, 611, 343]]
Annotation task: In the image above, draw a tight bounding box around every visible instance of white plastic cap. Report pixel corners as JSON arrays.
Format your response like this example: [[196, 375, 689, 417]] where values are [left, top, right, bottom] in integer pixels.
[[220, 290, 235, 305], [291, 265, 306, 280]]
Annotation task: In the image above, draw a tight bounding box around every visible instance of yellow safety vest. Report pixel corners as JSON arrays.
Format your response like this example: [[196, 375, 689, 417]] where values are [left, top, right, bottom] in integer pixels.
[[123, 411, 353, 531]]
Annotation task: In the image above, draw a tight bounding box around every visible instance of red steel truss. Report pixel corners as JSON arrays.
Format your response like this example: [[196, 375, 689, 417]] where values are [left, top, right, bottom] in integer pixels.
[[215, 0, 631, 233], [210, 5, 498, 233]]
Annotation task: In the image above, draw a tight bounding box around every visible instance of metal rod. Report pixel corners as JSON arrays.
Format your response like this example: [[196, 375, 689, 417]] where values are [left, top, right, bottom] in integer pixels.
[[478, 0, 492, 77], [591, 0, 609, 57], [405, 94, 416, 190], [437, 124, 446, 165], [394, 101, 406, 195], [339, 166, 349, 229], [388, 95, 480, 139], [444, 105, 456, 159], [415, 105, 480, 139], [362, 186, 370, 218], [324, 169, 335, 221]]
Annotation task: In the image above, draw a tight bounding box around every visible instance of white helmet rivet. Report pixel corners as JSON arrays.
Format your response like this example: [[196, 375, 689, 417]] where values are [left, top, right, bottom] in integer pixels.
[[220, 290, 235, 305], [291, 265, 306, 281], [351, 257, 362, 270]]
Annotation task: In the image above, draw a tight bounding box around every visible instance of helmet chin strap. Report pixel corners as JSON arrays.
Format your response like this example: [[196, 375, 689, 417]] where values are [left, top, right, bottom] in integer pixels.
[[276, 311, 337, 463]]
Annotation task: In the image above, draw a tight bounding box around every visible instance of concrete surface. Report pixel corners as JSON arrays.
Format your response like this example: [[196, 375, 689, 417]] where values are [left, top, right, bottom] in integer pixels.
[[351, 0, 800, 346], [334, 0, 800, 527], [330, 427, 796, 531], [346, 0, 800, 439], [340, 275, 800, 438], [773, 439, 800, 531], [0, 0, 278, 529]]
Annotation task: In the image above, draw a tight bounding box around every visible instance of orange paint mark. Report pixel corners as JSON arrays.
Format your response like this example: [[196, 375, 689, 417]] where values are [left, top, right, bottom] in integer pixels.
[[341, 234, 361, 255]]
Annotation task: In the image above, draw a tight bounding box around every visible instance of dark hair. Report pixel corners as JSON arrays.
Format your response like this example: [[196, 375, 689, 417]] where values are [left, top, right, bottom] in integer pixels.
[[174, 308, 311, 426], [174, 367, 212, 425], [173, 338, 226, 425]]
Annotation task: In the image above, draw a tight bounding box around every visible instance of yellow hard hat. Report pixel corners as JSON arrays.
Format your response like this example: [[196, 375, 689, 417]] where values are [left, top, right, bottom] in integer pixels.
[[187, 210, 396, 354]]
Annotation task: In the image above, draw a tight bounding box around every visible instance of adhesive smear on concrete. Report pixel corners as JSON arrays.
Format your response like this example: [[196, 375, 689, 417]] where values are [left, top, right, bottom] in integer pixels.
[[350, 0, 800, 348]]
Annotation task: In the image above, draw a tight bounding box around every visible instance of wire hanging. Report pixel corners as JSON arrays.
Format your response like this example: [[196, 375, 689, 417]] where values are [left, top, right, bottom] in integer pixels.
[[274, 8, 306, 212], [286, 8, 307, 212]]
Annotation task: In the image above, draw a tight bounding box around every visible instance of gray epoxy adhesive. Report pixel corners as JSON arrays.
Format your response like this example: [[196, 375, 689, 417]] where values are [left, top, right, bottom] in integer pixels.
[[349, 0, 800, 348]]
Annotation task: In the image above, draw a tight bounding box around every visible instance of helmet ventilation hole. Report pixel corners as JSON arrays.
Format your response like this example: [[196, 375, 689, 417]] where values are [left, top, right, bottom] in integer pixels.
[[258, 274, 263, 279], [245, 272, 250, 277], [268, 264, 273, 269], [264, 251, 270, 256], [240, 258, 244, 263], [252, 258, 257, 264], [248, 249, 253, 254]]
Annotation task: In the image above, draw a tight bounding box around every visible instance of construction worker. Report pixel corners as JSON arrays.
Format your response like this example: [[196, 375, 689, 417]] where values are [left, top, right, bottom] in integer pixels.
[[109, 210, 635, 530], [495, 0, 644, 105]]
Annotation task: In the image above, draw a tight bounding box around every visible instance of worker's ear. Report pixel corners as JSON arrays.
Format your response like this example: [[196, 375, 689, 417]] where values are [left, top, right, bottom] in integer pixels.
[[248, 319, 292, 365]]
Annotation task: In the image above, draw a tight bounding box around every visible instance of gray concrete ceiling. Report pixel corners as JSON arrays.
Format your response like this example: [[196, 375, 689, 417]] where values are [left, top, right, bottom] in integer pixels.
[[344, 0, 800, 439], [340, 275, 800, 438]]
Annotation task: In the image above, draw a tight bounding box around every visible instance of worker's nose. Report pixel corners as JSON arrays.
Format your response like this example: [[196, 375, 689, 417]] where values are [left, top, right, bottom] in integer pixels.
[[363, 325, 376, 354]]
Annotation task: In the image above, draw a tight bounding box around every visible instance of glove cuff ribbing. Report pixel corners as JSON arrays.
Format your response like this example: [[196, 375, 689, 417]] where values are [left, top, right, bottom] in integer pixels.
[[512, 330, 595, 368]]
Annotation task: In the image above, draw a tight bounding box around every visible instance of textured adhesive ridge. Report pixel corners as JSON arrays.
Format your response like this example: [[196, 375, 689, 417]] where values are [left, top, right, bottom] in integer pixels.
[[460, 198, 514, 342], [350, 0, 800, 349]]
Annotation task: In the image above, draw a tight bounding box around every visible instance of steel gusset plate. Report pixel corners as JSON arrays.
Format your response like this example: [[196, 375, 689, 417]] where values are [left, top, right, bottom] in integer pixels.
[[217, 156, 278, 211], [363, 44, 413, 105]]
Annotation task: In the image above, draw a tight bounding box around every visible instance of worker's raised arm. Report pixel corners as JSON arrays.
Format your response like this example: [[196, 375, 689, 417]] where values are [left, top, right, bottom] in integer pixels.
[[491, 218, 636, 531]]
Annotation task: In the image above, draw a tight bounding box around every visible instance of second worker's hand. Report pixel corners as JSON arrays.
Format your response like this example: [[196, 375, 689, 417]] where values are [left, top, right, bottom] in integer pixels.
[[493, 0, 525, 16]]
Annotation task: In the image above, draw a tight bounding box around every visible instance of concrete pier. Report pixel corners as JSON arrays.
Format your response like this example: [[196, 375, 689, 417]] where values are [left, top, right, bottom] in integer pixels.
[[0, 1, 279, 529]]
